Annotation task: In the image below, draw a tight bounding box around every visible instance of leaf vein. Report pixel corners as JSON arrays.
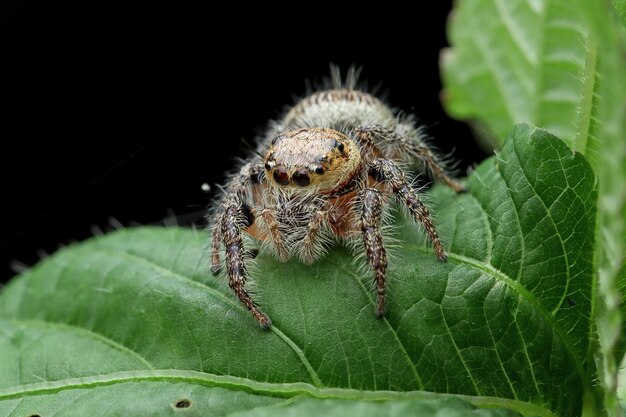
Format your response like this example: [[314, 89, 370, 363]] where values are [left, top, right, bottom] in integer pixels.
[[439, 304, 482, 396], [90, 245, 324, 388], [5, 319, 155, 371], [512, 297, 542, 398], [510, 142, 572, 317], [483, 283, 519, 399], [419, 248, 584, 380], [336, 262, 425, 390]]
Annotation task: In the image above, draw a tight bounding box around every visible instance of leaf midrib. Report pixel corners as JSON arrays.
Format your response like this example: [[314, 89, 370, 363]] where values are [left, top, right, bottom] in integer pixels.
[[0, 369, 557, 417], [419, 247, 586, 381]]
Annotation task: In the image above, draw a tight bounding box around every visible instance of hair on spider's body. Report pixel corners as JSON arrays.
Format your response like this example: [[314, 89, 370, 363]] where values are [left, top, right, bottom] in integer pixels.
[[208, 67, 466, 329]]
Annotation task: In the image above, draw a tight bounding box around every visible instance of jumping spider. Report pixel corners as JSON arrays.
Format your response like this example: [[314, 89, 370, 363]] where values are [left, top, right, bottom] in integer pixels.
[[209, 68, 466, 329]]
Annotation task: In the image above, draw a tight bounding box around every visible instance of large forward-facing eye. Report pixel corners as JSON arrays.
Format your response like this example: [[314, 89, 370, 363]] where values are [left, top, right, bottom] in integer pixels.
[[273, 166, 289, 185], [292, 170, 311, 187]]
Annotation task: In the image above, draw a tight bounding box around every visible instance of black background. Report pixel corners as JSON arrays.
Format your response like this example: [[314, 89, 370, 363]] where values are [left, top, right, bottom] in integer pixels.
[[1, 1, 491, 284]]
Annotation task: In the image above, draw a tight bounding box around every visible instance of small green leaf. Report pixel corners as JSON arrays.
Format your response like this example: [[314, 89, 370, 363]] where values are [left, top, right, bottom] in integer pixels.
[[0, 125, 597, 417]]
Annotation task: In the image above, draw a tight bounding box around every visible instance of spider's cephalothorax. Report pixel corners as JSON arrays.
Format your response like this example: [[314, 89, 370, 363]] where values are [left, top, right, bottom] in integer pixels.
[[209, 70, 466, 329], [264, 128, 360, 193]]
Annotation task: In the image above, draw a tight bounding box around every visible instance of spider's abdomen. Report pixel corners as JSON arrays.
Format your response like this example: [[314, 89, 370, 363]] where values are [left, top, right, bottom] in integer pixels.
[[283, 89, 396, 130]]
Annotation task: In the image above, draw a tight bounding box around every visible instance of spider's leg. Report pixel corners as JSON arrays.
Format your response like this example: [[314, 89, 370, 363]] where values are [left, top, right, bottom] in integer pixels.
[[355, 124, 467, 193], [209, 160, 270, 328], [356, 187, 388, 318], [210, 218, 223, 275], [244, 248, 259, 259], [369, 158, 447, 262], [210, 161, 264, 275], [221, 202, 272, 329]]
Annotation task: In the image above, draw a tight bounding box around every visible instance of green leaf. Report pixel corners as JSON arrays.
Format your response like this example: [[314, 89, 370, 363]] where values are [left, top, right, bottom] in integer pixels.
[[580, 1, 626, 413], [614, 0, 626, 28], [441, 0, 594, 152], [441, 2, 626, 414], [0, 125, 597, 417]]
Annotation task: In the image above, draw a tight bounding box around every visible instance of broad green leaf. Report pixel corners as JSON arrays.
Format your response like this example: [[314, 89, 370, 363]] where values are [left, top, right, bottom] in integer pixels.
[[575, 2, 626, 416], [0, 125, 597, 417], [441, 0, 593, 152], [441, 2, 626, 414]]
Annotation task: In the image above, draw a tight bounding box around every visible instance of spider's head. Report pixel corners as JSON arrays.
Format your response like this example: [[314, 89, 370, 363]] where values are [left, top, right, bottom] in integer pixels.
[[264, 128, 361, 193]]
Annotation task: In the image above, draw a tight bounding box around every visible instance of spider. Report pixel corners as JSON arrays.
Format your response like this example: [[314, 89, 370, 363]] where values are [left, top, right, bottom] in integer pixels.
[[208, 68, 466, 329]]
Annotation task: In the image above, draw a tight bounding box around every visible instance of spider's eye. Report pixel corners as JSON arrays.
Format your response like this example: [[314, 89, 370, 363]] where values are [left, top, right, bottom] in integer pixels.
[[314, 166, 325, 175], [292, 170, 311, 187], [273, 166, 290, 185], [333, 140, 345, 153], [264, 158, 275, 170]]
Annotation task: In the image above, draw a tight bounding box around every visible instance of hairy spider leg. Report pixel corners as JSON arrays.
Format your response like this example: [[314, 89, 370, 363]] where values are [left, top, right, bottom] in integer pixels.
[[211, 161, 264, 273], [355, 125, 467, 194], [356, 187, 388, 317], [221, 204, 271, 329], [368, 158, 448, 262], [211, 161, 272, 328]]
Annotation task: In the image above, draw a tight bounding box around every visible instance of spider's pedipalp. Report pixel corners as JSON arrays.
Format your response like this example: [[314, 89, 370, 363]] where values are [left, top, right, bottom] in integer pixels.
[[295, 196, 333, 263], [257, 206, 290, 261]]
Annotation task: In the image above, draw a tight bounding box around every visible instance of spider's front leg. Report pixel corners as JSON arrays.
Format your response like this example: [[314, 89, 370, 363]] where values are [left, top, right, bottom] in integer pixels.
[[210, 161, 271, 329], [220, 202, 272, 329], [356, 187, 388, 317], [369, 158, 448, 262], [355, 125, 467, 194]]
